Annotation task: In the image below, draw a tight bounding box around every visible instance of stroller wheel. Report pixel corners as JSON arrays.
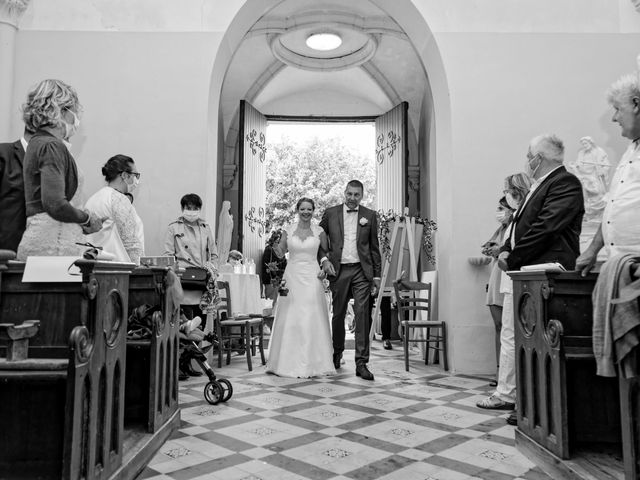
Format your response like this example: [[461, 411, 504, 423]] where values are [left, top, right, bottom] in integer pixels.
[[218, 378, 233, 402], [204, 381, 223, 405]]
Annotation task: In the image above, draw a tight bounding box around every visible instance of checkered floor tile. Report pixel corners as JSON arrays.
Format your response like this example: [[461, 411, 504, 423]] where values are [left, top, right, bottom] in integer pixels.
[[138, 342, 550, 480]]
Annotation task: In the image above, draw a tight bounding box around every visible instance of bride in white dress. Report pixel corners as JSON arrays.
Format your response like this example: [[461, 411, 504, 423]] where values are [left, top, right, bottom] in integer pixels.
[[266, 198, 336, 378]]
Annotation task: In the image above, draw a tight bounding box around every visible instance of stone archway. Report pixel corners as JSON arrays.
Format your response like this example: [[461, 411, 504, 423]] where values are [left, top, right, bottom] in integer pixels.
[[206, 0, 458, 367]]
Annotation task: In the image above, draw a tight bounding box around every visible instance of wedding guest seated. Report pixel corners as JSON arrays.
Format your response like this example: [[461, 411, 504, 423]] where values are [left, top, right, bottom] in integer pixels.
[[85, 154, 144, 264]]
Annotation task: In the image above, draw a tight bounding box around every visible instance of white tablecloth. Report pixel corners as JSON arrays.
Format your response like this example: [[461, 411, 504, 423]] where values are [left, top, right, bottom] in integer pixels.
[[219, 272, 263, 315]]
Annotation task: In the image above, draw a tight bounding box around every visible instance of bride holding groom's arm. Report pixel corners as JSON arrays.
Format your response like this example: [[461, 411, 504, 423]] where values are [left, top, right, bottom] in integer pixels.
[[265, 197, 337, 378]]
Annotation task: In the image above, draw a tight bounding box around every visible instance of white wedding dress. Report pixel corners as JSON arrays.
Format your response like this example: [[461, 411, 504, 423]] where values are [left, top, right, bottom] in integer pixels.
[[266, 223, 336, 378]]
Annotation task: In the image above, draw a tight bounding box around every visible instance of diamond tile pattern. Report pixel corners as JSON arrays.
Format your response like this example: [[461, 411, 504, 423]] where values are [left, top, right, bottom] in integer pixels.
[[140, 343, 549, 480]]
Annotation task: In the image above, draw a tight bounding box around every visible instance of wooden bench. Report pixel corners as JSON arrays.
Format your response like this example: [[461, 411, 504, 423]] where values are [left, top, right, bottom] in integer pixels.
[[125, 267, 180, 433], [511, 270, 625, 480], [0, 257, 133, 479], [0, 255, 180, 480]]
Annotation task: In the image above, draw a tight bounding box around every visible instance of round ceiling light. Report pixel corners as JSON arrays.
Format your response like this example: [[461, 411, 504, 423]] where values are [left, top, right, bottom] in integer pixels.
[[306, 32, 342, 51]]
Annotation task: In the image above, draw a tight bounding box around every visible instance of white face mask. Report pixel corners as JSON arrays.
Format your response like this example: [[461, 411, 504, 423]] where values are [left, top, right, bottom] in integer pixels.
[[524, 154, 542, 179], [505, 192, 520, 210], [183, 210, 200, 222], [495, 210, 507, 223], [63, 110, 80, 140], [123, 174, 139, 194]]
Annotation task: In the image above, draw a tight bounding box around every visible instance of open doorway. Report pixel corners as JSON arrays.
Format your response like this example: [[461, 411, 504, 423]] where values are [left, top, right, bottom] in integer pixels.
[[237, 101, 409, 269], [264, 121, 377, 233]]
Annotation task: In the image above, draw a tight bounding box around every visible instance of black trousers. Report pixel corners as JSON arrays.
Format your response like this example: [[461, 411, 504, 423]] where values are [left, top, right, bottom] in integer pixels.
[[331, 264, 371, 367]]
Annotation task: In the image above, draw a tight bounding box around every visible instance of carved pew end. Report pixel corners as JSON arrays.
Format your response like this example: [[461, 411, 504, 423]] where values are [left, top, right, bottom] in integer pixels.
[[0, 320, 41, 362]]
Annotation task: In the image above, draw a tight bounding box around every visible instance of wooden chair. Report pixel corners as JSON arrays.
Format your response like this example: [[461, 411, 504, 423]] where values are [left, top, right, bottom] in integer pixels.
[[393, 279, 448, 371], [214, 280, 265, 371]]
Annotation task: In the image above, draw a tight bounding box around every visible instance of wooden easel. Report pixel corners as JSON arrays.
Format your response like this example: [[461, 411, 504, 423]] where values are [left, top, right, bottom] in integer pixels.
[[371, 209, 421, 340]]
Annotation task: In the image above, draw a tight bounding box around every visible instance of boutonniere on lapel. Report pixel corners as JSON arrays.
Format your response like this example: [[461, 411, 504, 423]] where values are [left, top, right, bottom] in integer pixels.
[[359, 217, 368, 226]]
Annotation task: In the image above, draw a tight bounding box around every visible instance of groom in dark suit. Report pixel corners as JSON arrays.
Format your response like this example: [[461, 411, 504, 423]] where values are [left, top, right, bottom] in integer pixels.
[[320, 180, 381, 380]]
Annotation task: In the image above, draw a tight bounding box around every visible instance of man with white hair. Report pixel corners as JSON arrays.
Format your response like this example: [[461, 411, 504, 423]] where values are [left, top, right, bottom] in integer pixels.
[[477, 134, 584, 426], [577, 73, 640, 271]]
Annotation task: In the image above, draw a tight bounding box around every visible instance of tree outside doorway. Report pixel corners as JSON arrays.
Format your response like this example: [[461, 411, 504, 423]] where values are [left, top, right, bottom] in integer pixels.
[[265, 123, 376, 232]]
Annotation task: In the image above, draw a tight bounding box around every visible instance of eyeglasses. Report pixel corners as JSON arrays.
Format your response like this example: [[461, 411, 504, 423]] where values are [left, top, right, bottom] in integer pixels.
[[122, 171, 141, 179]]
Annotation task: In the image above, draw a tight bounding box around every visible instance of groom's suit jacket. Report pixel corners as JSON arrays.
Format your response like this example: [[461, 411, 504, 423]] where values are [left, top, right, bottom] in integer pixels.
[[320, 203, 382, 282], [504, 166, 584, 271]]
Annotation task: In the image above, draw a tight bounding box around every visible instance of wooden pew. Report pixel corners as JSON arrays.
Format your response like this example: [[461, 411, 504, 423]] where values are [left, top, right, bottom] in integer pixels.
[[0, 256, 180, 480], [0, 258, 133, 479], [511, 270, 624, 479], [125, 267, 180, 433]]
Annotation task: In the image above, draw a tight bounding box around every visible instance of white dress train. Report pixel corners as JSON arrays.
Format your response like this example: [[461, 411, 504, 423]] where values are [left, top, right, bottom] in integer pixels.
[[266, 223, 336, 378]]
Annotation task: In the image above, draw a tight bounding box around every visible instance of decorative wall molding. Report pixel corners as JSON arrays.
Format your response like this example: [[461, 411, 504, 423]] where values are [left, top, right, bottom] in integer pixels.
[[0, 0, 30, 28], [407, 165, 420, 192], [222, 163, 237, 190]]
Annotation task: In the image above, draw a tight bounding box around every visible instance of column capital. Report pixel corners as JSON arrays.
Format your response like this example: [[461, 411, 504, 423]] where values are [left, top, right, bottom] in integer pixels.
[[0, 0, 30, 28]]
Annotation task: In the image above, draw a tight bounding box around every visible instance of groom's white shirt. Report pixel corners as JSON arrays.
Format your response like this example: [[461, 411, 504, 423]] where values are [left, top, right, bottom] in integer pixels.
[[341, 204, 359, 263]]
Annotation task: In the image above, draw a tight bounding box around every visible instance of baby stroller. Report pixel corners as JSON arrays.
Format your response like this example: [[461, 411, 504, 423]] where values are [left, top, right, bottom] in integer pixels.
[[179, 325, 233, 405]]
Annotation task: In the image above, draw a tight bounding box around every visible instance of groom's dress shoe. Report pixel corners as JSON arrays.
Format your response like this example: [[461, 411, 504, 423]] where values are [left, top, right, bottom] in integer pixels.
[[333, 353, 342, 370], [356, 365, 374, 381], [383, 340, 392, 350]]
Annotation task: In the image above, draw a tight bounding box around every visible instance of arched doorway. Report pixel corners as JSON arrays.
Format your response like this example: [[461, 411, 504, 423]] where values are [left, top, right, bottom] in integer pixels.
[[206, 0, 455, 368]]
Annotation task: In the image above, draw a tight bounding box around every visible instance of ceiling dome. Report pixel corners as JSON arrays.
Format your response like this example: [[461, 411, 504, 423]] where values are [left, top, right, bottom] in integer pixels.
[[269, 23, 377, 71]]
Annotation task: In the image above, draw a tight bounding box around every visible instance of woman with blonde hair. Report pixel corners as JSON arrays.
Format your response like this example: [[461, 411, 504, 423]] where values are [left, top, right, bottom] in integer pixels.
[[17, 79, 102, 259], [477, 172, 531, 410]]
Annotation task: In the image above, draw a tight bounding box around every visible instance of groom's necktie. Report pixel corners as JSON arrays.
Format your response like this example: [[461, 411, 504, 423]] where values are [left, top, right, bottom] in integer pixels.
[[346, 209, 358, 213]]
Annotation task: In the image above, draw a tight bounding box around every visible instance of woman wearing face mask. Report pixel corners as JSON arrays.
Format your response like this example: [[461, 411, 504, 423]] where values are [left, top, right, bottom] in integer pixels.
[[164, 193, 218, 378], [477, 172, 531, 404], [164, 193, 218, 270], [17, 79, 103, 259], [481, 196, 515, 386], [84, 155, 144, 263]]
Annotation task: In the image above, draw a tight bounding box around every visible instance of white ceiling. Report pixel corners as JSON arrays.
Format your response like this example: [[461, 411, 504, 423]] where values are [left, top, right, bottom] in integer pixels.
[[220, 0, 429, 147]]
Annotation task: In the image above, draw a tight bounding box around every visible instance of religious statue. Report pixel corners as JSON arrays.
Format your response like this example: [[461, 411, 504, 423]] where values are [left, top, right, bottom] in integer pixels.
[[217, 200, 233, 265], [565, 136, 611, 256]]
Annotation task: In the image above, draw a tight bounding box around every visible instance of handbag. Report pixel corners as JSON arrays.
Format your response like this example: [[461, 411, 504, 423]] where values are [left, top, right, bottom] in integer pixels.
[[181, 267, 208, 289]]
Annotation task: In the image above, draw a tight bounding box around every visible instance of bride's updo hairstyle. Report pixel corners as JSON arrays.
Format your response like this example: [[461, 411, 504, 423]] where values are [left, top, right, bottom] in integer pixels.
[[296, 197, 315, 211]]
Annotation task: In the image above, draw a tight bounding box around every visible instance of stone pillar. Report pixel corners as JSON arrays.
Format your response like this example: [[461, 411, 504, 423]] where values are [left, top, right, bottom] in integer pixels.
[[0, 0, 29, 139]]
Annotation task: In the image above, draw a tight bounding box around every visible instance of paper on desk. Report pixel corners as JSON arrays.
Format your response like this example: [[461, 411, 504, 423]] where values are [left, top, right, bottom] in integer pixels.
[[520, 262, 566, 272], [22, 256, 82, 282]]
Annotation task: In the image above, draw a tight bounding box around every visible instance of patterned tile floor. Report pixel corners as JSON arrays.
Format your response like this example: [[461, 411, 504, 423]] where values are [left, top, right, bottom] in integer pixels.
[[138, 342, 550, 480]]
